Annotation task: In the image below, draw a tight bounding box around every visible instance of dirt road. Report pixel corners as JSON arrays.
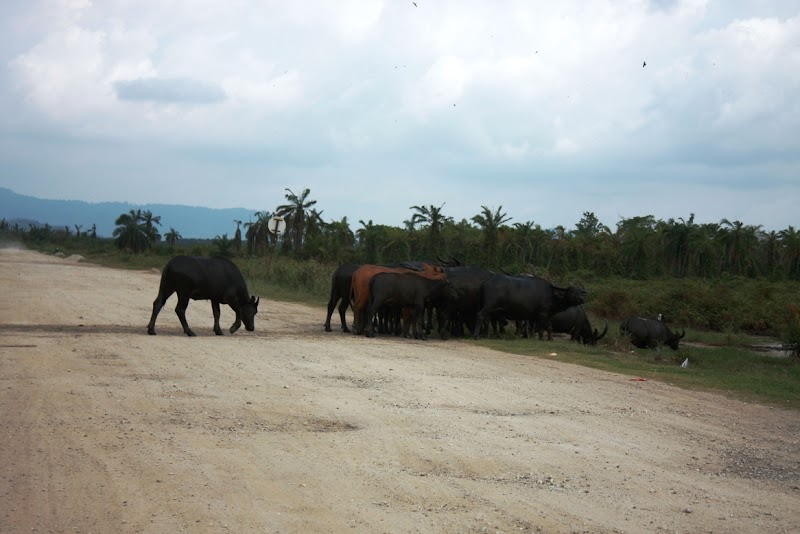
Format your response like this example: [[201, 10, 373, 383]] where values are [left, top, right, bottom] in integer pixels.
[[1, 248, 798, 533]]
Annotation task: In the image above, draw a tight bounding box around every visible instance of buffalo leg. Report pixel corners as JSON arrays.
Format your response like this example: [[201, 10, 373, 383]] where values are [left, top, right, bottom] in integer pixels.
[[147, 295, 165, 335], [414, 302, 426, 341], [324, 295, 338, 332], [229, 306, 242, 334], [364, 305, 376, 337], [147, 288, 174, 335], [211, 301, 224, 335], [534, 312, 549, 341], [337, 299, 350, 333], [352, 306, 362, 335], [174, 294, 195, 337], [472, 309, 487, 339]]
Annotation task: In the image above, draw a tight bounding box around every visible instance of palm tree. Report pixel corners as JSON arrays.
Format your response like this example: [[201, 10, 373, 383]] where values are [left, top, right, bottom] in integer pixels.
[[325, 216, 355, 262], [276, 187, 318, 252], [660, 214, 708, 277], [357, 219, 380, 264], [471, 205, 512, 266], [779, 225, 800, 279], [233, 220, 243, 254], [165, 227, 182, 246], [718, 219, 762, 276], [244, 211, 272, 255], [510, 221, 550, 269], [409, 203, 451, 255], [760, 230, 780, 278], [74, 224, 82, 239], [615, 215, 656, 278], [305, 208, 326, 240], [113, 210, 150, 253], [244, 217, 259, 256], [572, 212, 612, 274], [213, 233, 234, 258], [141, 210, 162, 243]]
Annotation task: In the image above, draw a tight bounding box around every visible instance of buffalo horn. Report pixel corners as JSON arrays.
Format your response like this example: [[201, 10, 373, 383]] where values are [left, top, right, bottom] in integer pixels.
[[399, 262, 423, 271], [448, 254, 463, 266]]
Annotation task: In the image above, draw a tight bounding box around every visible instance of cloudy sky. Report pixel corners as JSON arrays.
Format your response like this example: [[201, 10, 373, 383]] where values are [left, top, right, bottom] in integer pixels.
[[1, 0, 798, 232]]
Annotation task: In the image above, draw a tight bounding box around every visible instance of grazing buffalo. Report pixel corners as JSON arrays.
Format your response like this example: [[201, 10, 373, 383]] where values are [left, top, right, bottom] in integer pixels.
[[473, 275, 586, 340], [365, 273, 456, 340], [147, 256, 259, 337], [549, 306, 608, 345], [350, 263, 447, 335], [324, 262, 361, 332], [620, 317, 685, 350]]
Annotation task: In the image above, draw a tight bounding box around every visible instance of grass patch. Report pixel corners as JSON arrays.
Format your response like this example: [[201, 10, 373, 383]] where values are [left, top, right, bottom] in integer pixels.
[[477, 336, 800, 409]]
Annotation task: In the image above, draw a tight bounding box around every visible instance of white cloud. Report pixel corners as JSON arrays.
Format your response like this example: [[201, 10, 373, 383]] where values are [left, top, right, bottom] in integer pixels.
[[1, 0, 798, 231]]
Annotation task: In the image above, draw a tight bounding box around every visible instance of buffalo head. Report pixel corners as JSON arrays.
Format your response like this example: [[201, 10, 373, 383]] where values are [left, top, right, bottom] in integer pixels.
[[587, 320, 608, 345], [233, 295, 259, 333], [554, 284, 586, 306], [666, 328, 685, 350]]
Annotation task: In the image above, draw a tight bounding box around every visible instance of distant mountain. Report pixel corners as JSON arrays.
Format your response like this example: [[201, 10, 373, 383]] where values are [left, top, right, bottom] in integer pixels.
[[0, 188, 256, 238]]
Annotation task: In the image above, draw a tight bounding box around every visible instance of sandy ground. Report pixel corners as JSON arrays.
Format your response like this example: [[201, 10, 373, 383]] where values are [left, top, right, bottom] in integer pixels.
[[1, 248, 798, 534]]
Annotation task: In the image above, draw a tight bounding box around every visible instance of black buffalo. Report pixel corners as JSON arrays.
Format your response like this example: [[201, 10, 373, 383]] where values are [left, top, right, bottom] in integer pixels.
[[442, 265, 495, 337], [147, 256, 259, 337], [365, 273, 456, 340], [472, 275, 586, 340], [549, 306, 608, 345], [324, 262, 361, 333], [620, 317, 685, 350]]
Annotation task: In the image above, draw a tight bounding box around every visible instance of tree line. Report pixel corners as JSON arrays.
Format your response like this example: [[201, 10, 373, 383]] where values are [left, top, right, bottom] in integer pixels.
[[3, 187, 799, 281]]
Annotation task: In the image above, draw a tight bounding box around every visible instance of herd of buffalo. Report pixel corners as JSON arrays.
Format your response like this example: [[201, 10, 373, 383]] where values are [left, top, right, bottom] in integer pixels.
[[145, 255, 686, 350]]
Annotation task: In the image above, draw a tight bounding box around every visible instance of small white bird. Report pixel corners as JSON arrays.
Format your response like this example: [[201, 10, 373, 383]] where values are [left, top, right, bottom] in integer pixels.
[[681, 358, 689, 368]]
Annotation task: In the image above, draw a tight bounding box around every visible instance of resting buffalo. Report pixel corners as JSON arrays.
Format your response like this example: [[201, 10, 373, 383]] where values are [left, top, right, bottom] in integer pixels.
[[473, 275, 586, 340], [620, 317, 685, 350], [365, 273, 456, 340], [549, 306, 608, 345], [324, 262, 361, 333], [147, 256, 259, 337]]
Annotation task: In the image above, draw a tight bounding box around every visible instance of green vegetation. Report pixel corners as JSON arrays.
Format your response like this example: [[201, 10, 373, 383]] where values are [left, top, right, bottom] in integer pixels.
[[478, 337, 800, 409], [112, 209, 162, 253], [3, 187, 800, 409]]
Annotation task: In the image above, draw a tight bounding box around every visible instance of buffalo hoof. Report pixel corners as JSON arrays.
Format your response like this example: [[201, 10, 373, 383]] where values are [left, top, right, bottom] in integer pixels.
[[185, 329, 197, 337], [147, 327, 156, 335], [342, 327, 350, 333], [324, 326, 332, 332], [215, 330, 224, 336]]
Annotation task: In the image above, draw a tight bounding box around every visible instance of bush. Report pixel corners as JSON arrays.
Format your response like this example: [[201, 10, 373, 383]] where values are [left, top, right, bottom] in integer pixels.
[[782, 304, 800, 358]]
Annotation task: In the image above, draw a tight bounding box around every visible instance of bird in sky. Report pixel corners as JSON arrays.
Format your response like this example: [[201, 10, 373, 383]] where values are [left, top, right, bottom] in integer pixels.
[[643, 61, 646, 67]]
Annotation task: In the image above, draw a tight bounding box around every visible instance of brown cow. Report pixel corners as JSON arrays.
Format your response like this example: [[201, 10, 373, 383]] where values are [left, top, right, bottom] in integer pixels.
[[350, 263, 447, 335]]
